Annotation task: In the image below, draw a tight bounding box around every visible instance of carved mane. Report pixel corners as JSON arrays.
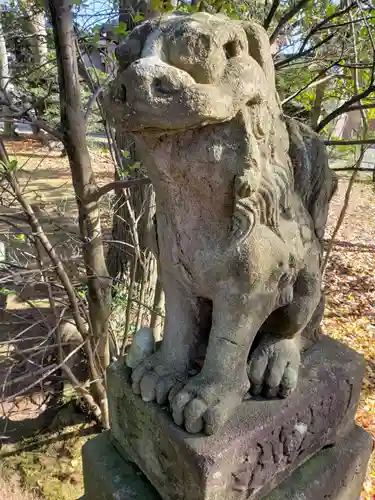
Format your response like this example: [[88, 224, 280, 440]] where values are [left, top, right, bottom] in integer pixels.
[[232, 22, 294, 242]]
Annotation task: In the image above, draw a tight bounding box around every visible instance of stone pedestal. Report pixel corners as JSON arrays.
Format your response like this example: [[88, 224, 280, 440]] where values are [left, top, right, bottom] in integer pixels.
[[82, 426, 372, 500], [81, 336, 373, 500]]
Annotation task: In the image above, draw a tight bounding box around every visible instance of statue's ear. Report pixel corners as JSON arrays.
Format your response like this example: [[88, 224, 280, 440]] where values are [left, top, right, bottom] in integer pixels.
[[115, 19, 156, 71], [241, 21, 276, 88]]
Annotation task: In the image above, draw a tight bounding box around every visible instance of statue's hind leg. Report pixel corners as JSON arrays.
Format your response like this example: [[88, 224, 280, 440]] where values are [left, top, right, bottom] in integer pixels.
[[248, 249, 322, 398]]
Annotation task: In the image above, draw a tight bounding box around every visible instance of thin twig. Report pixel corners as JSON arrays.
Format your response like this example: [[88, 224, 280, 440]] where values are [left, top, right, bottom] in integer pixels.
[[316, 85, 375, 132], [282, 66, 341, 105], [275, 33, 336, 69], [264, 0, 280, 30], [346, 103, 375, 111], [324, 139, 375, 146], [84, 85, 104, 122], [120, 255, 138, 357], [89, 177, 151, 203], [1, 341, 86, 404], [270, 0, 311, 45], [299, 1, 356, 52]]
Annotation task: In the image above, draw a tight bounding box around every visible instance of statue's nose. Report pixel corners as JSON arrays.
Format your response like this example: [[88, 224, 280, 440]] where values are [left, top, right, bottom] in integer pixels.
[[117, 76, 178, 104], [116, 58, 196, 104]]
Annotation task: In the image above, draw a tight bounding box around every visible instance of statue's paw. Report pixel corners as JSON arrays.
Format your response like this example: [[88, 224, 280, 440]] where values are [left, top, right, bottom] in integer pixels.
[[169, 374, 249, 435], [248, 336, 300, 398], [131, 352, 188, 405]]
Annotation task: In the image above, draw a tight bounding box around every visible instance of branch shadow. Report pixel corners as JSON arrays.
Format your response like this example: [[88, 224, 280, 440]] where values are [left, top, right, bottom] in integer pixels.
[[323, 239, 375, 253], [0, 410, 99, 452], [325, 254, 374, 295], [13, 152, 62, 160]]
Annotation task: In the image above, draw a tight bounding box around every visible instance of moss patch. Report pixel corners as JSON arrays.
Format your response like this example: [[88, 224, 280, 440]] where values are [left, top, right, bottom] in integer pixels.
[[1, 421, 98, 500]]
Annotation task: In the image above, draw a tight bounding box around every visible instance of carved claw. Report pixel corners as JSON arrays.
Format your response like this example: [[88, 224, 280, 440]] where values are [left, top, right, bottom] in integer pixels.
[[248, 335, 300, 398], [131, 351, 188, 405], [169, 373, 249, 435]]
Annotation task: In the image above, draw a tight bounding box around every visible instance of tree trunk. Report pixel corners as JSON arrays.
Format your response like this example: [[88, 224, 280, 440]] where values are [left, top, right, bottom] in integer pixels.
[[0, 17, 15, 136], [47, 0, 111, 424], [107, 0, 159, 281], [118, 0, 154, 28], [107, 0, 174, 337], [311, 81, 327, 130], [150, 279, 164, 342], [25, 8, 48, 66], [0, 19, 10, 92], [18, 2, 50, 143]]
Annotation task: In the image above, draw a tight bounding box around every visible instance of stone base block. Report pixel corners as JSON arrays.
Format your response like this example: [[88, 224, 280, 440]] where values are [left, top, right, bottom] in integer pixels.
[[266, 425, 373, 500], [108, 336, 365, 500], [81, 426, 373, 500], [81, 431, 161, 500]]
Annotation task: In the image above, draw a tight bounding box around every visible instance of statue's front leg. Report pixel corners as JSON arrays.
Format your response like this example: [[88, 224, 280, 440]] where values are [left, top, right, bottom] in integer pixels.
[[169, 286, 276, 435], [131, 271, 200, 405]]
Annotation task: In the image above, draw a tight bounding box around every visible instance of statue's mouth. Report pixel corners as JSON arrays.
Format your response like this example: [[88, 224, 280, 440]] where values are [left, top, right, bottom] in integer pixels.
[[105, 60, 237, 134], [105, 55, 268, 135]]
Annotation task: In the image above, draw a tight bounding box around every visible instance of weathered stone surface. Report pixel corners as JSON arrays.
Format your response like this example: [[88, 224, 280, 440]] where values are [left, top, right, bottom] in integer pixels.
[[266, 425, 373, 500], [108, 336, 365, 500], [81, 431, 161, 500], [81, 426, 372, 500], [105, 12, 338, 435], [125, 327, 156, 369]]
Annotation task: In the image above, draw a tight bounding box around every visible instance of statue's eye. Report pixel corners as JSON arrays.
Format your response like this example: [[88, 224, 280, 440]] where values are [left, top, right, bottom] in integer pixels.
[[154, 77, 175, 95], [121, 84, 127, 101], [154, 78, 163, 91], [223, 40, 241, 59]]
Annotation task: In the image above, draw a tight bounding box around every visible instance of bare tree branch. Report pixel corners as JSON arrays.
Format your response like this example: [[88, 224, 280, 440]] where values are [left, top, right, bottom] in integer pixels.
[[318, 15, 375, 31], [1, 341, 86, 404], [48, 0, 112, 378], [0, 162, 88, 338], [299, 2, 356, 52], [337, 62, 375, 70], [316, 85, 375, 132], [275, 33, 336, 69], [89, 177, 151, 203], [317, 2, 375, 132], [332, 167, 374, 172], [324, 138, 375, 145], [270, 0, 311, 45], [347, 102, 375, 111], [264, 0, 280, 30], [274, 2, 358, 72], [282, 61, 342, 105], [84, 85, 104, 122], [0, 122, 108, 427]]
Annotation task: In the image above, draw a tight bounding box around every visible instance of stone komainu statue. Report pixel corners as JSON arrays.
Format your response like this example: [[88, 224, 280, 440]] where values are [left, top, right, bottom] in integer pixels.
[[105, 12, 337, 435]]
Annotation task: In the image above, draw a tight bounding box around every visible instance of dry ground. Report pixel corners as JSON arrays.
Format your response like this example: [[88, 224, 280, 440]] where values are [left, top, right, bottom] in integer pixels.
[[0, 475, 40, 500], [323, 175, 375, 499], [0, 139, 374, 498]]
